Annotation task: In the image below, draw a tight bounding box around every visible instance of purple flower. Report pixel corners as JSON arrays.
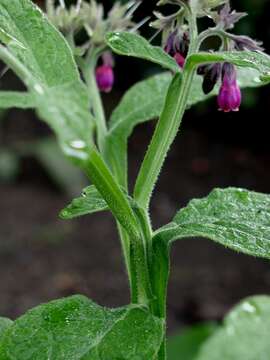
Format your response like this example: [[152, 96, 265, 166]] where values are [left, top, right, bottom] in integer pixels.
[[218, 63, 241, 112], [174, 52, 185, 68], [96, 65, 114, 93], [164, 30, 189, 69], [96, 52, 115, 93]]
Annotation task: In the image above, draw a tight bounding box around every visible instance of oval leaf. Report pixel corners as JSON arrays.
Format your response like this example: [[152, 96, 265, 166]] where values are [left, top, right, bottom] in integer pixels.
[[106, 31, 180, 72], [154, 188, 270, 259], [0, 295, 164, 360], [60, 185, 108, 219], [197, 296, 270, 360]]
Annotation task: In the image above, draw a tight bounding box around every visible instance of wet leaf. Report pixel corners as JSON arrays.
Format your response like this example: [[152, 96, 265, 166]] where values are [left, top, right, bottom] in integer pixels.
[[0, 0, 94, 159], [60, 185, 108, 219], [154, 188, 270, 259], [0, 295, 164, 360], [197, 296, 270, 360], [106, 31, 180, 72]]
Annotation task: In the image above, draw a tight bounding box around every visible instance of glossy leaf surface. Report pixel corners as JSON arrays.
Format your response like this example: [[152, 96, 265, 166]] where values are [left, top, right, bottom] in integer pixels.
[[106, 31, 180, 72], [154, 188, 270, 259], [0, 295, 164, 360], [60, 185, 108, 219]]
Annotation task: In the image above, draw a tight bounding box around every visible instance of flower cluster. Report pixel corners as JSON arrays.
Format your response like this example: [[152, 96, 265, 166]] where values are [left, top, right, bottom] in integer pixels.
[[153, 1, 263, 112]]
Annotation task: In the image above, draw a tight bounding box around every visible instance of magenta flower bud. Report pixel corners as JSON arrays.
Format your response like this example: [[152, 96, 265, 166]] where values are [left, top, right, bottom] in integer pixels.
[[218, 63, 242, 112], [174, 52, 185, 68], [95, 65, 114, 93]]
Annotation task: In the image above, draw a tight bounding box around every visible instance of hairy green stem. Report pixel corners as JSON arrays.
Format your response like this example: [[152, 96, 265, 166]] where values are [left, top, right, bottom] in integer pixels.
[[83, 59, 107, 153]]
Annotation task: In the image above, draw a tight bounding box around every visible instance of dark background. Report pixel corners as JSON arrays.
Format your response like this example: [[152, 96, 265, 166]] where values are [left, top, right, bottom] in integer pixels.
[[1, 0, 270, 333]]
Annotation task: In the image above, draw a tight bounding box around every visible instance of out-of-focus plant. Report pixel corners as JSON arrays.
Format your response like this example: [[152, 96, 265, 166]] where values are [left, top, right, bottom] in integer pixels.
[[1, 0, 270, 359]]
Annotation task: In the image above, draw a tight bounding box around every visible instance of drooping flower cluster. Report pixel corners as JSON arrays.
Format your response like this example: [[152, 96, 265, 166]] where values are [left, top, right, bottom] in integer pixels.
[[153, 1, 263, 112]]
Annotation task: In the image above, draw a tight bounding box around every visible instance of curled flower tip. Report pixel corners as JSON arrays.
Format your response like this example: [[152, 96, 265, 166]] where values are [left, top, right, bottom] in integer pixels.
[[96, 65, 114, 93], [218, 63, 241, 112]]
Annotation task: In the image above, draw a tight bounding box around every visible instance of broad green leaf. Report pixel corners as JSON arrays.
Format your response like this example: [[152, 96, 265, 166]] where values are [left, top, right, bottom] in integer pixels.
[[106, 31, 180, 72], [167, 323, 217, 360], [60, 185, 108, 219], [197, 296, 270, 360], [0, 318, 13, 339], [0, 295, 164, 360], [187, 51, 270, 83], [0, 91, 34, 109], [0, 0, 94, 158], [154, 188, 270, 259]]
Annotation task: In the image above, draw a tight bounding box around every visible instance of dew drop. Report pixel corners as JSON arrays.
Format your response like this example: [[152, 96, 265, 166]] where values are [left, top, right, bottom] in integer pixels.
[[70, 140, 86, 149]]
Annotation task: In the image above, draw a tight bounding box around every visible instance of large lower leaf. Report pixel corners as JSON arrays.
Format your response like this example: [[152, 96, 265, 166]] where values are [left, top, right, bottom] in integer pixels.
[[106, 31, 180, 73], [60, 185, 108, 219], [196, 296, 270, 360], [0, 295, 163, 360], [0, 0, 94, 158]]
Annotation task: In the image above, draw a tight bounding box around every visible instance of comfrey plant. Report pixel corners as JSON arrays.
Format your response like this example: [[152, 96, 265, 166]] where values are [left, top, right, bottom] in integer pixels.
[[1, 0, 270, 359]]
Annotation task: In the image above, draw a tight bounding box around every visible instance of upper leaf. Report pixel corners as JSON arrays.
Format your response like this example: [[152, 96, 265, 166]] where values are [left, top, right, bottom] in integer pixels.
[[0, 0, 94, 158], [60, 185, 108, 220], [106, 31, 180, 73], [0, 295, 164, 360], [197, 296, 270, 360], [0, 0, 79, 86], [187, 51, 270, 83], [154, 188, 270, 259]]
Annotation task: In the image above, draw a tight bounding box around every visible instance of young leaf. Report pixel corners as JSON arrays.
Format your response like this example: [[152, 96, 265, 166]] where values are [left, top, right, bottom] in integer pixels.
[[0, 0, 94, 159], [106, 31, 180, 73], [154, 187, 270, 259], [186, 51, 270, 83], [0, 92, 35, 109], [167, 323, 217, 360], [0, 295, 164, 360], [105, 72, 172, 187], [0, 318, 13, 339], [60, 185, 108, 219], [197, 296, 270, 360]]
